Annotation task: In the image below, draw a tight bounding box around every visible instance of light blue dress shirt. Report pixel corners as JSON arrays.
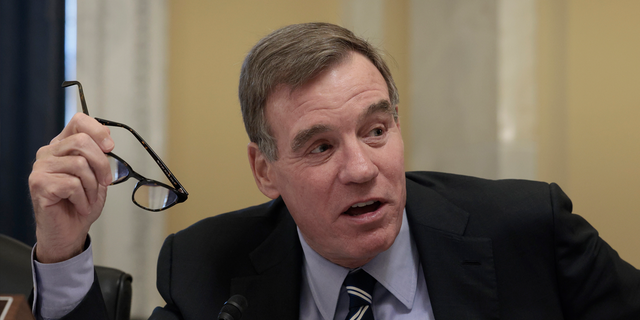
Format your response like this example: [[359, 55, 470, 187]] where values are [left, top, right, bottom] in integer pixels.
[[298, 210, 435, 320], [31, 239, 95, 320]]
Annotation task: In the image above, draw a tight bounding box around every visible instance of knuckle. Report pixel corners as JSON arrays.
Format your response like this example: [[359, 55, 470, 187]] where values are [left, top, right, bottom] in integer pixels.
[[35, 145, 51, 160], [70, 112, 86, 122], [28, 171, 44, 190], [66, 133, 95, 154], [76, 132, 93, 147], [59, 176, 82, 193], [100, 124, 110, 135], [72, 155, 89, 169], [69, 177, 83, 190]]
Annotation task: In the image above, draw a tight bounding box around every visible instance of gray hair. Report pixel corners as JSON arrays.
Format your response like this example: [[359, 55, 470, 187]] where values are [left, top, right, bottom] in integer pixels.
[[239, 22, 399, 161]]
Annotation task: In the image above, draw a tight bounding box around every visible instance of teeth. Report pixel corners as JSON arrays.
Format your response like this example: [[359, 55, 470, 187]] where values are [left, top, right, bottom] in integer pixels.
[[351, 200, 375, 208]]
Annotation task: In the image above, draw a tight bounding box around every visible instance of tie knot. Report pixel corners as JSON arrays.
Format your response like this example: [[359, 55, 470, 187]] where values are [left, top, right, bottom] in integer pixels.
[[344, 270, 376, 318]]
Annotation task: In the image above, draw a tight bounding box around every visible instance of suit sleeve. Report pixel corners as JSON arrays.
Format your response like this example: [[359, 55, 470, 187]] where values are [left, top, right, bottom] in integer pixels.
[[60, 234, 184, 320], [551, 183, 640, 320], [149, 234, 183, 320], [58, 271, 110, 320]]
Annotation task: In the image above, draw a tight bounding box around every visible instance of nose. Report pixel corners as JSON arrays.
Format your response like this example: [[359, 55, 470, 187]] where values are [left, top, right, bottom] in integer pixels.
[[338, 141, 379, 184]]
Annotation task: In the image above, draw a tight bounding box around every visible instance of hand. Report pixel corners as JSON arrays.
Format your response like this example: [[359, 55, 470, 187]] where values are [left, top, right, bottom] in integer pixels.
[[29, 113, 114, 263]]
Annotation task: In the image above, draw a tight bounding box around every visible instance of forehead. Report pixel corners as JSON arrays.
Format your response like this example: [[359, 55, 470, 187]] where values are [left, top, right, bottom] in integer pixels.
[[265, 53, 389, 134]]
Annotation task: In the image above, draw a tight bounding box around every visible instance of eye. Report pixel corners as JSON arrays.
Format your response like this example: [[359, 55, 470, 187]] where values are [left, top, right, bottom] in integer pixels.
[[310, 143, 332, 154], [368, 127, 386, 137]]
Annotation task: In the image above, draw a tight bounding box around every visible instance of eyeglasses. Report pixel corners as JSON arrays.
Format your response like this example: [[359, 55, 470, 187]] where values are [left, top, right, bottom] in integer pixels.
[[62, 81, 188, 211]]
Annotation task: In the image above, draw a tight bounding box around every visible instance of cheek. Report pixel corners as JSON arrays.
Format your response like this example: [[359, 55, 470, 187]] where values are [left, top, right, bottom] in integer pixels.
[[381, 137, 405, 173], [278, 168, 332, 210], [287, 159, 339, 191], [286, 172, 330, 201]]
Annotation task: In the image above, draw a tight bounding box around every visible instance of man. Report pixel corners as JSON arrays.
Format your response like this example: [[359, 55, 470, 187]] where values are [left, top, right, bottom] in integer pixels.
[[29, 22, 640, 319]]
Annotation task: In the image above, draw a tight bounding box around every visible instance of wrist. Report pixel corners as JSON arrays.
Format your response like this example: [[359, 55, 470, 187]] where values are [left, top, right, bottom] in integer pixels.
[[34, 234, 88, 263]]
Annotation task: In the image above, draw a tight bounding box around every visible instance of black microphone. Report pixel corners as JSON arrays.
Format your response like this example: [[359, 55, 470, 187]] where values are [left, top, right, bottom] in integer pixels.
[[218, 294, 248, 320]]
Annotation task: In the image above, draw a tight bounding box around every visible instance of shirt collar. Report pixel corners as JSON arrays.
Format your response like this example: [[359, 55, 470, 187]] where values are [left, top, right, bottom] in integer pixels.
[[298, 209, 419, 320]]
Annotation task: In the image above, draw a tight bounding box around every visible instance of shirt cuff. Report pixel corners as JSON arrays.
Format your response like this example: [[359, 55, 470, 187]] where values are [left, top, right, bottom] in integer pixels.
[[31, 237, 95, 320]]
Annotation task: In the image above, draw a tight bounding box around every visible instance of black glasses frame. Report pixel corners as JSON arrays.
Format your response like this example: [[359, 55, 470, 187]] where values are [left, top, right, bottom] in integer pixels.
[[62, 80, 188, 211]]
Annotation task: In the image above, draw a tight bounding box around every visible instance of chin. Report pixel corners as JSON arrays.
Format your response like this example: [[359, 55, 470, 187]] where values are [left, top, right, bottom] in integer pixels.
[[349, 231, 397, 263]]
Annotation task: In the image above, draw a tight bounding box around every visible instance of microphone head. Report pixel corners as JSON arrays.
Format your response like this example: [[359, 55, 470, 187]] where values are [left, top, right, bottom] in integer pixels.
[[218, 294, 248, 320]]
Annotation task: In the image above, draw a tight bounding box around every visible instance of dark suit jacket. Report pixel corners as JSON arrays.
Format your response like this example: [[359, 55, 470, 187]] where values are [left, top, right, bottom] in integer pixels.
[[63, 172, 640, 320]]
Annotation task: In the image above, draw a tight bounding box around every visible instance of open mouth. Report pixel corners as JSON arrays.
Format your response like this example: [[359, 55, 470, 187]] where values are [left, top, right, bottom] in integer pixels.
[[343, 200, 381, 216]]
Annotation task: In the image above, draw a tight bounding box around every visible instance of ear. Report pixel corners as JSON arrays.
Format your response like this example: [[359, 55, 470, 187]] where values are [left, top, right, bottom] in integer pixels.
[[394, 105, 401, 131], [248, 142, 280, 199]]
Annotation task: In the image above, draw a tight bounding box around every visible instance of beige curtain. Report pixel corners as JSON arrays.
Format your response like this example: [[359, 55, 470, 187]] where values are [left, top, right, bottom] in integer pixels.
[[409, 0, 536, 179], [76, 0, 168, 317]]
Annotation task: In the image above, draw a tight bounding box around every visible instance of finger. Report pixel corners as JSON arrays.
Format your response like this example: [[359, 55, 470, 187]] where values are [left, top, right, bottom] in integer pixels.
[[30, 171, 92, 216], [46, 133, 113, 186], [54, 113, 114, 153], [32, 154, 101, 205]]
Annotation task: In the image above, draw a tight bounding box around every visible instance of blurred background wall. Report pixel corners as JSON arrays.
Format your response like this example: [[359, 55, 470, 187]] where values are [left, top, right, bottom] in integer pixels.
[[537, 0, 640, 271], [65, 0, 640, 317]]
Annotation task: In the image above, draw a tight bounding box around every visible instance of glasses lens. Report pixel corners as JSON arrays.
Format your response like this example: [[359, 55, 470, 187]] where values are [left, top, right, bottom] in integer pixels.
[[108, 156, 130, 184], [133, 183, 179, 211]]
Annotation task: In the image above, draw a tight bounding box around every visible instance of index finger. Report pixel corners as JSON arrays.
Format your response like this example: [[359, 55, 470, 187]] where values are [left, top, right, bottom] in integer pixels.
[[53, 113, 114, 153]]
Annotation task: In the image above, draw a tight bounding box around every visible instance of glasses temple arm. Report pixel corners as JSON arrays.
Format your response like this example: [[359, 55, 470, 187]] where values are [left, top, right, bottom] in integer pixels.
[[61, 81, 90, 115], [95, 117, 189, 196]]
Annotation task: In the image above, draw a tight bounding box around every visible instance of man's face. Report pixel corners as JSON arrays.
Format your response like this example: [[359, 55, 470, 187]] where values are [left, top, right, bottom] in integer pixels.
[[249, 52, 406, 268]]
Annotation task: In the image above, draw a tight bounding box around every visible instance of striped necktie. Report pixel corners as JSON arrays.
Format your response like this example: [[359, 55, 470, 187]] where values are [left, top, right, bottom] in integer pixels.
[[344, 269, 376, 320]]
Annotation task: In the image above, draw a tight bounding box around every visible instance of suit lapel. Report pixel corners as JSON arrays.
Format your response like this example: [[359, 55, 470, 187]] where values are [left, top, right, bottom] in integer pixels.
[[230, 201, 303, 320], [406, 177, 500, 320]]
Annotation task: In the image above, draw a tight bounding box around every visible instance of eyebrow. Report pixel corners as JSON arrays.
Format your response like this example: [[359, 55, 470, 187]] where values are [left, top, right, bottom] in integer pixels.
[[359, 99, 394, 123], [291, 124, 331, 153], [290, 99, 394, 153]]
